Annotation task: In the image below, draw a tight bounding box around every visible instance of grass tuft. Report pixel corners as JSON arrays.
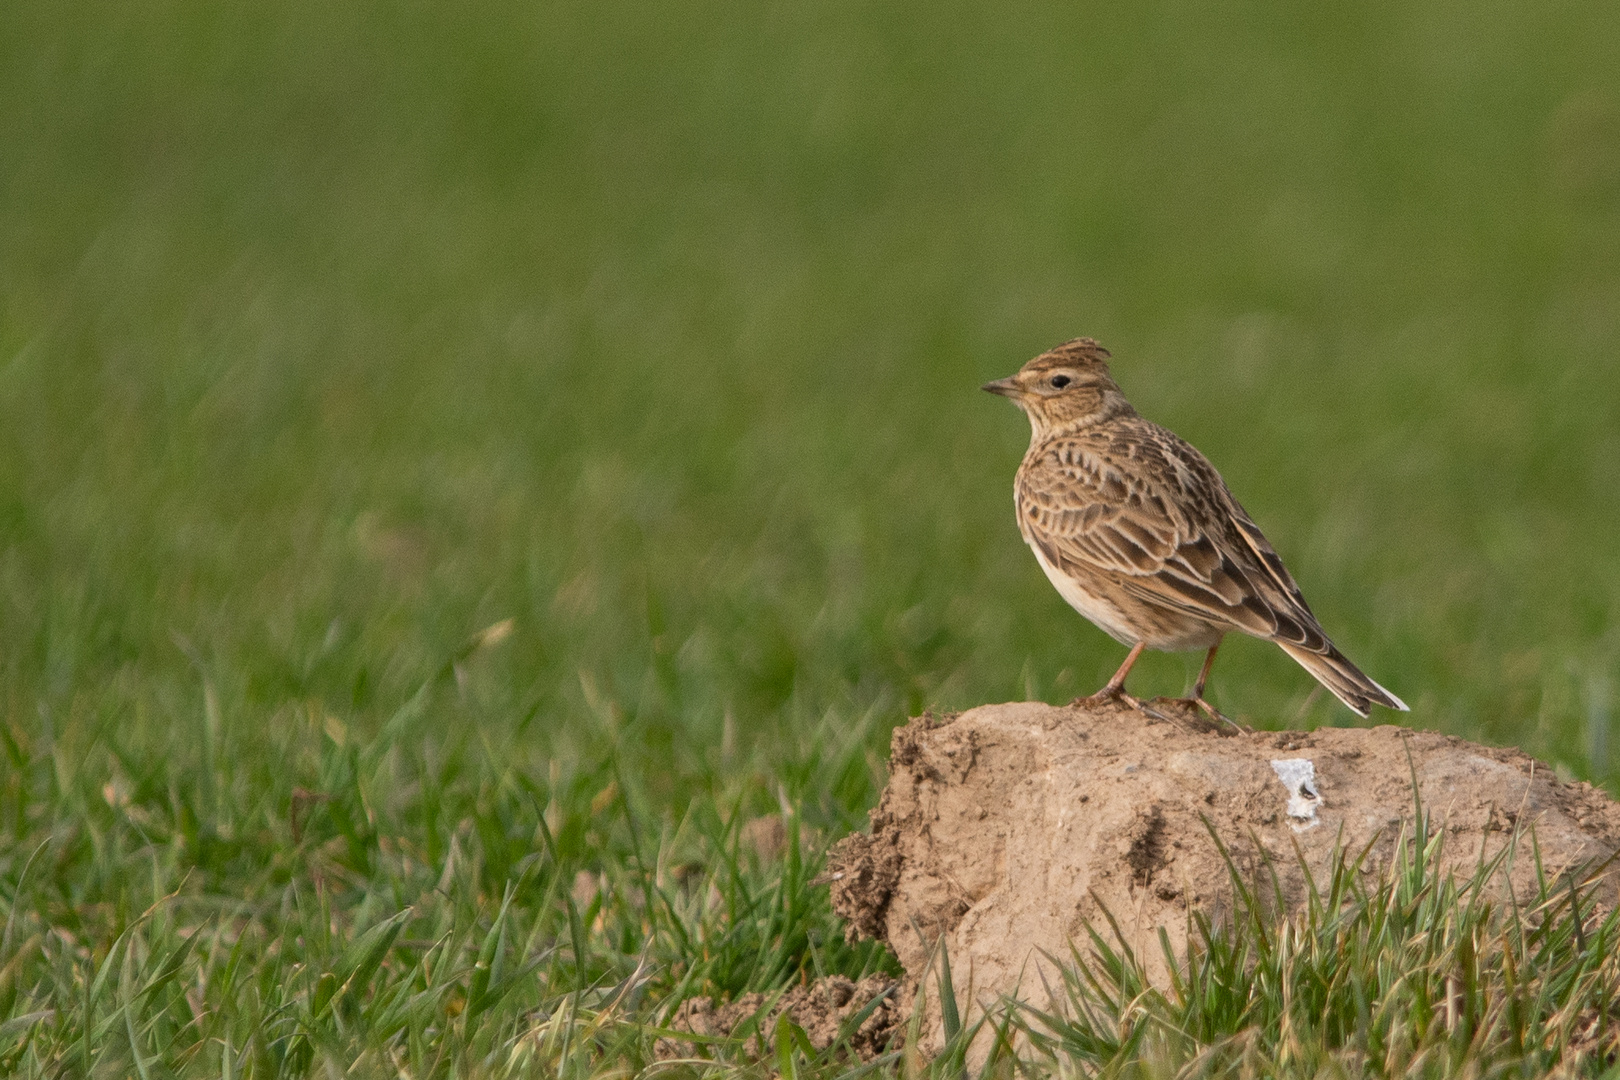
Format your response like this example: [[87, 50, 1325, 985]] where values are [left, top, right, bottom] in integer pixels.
[[1012, 816, 1620, 1078]]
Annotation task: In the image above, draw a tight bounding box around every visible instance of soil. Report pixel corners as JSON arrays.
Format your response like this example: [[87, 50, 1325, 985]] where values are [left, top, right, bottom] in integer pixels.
[[656, 974, 900, 1063], [826, 700, 1620, 1058]]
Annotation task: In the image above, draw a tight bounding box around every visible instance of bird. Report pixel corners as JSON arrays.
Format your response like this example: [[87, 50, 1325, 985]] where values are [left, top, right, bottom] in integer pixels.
[[983, 336, 1407, 723]]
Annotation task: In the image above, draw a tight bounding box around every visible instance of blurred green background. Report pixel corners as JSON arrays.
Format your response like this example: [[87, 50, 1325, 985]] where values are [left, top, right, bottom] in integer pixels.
[[3, 0, 1619, 835]]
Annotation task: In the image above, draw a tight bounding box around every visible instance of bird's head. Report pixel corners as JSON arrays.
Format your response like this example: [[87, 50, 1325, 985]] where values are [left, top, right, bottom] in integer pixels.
[[982, 337, 1133, 437]]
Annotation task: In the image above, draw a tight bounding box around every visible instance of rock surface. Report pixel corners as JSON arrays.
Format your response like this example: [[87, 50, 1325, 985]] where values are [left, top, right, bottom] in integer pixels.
[[827, 700, 1620, 1056]]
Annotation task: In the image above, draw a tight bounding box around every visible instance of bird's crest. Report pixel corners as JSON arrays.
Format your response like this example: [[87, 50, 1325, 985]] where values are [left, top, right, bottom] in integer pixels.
[[1024, 337, 1113, 373]]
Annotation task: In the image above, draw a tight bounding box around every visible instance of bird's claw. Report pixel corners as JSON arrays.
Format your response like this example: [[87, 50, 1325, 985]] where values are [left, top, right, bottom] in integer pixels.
[[1177, 696, 1251, 734], [1071, 685, 1130, 709], [1071, 686, 1175, 724]]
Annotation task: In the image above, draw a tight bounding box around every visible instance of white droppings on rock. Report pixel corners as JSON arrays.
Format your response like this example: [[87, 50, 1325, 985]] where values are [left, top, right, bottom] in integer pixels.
[[1271, 758, 1322, 831]]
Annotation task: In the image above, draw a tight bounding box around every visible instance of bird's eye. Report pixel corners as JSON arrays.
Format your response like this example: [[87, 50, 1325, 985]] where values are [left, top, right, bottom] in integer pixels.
[[1049, 375, 1071, 389]]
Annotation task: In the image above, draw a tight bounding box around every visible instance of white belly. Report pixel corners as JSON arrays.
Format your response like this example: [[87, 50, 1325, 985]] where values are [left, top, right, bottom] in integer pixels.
[[1029, 542, 1223, 652], [1029, 542, 1141, 645]]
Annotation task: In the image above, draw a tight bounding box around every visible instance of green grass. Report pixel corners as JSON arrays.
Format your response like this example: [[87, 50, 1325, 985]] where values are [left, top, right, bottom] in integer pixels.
[[7, 702, 1620, 1078], [2, 0, 1620, 1074], [0, 649, 897, 1076]]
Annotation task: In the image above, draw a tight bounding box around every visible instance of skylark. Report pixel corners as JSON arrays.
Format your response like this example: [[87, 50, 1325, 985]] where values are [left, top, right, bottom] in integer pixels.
[[984, 337, 1407, 721]]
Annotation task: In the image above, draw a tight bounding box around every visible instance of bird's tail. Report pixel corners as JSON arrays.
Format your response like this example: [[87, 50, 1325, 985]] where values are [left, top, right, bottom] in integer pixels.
[[1277, 641, 1408, 718]]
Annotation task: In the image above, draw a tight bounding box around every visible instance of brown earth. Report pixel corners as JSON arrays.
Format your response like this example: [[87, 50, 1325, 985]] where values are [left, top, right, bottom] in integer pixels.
[[656, 974, 900, 1063], [826, 700, 1620, 1058]]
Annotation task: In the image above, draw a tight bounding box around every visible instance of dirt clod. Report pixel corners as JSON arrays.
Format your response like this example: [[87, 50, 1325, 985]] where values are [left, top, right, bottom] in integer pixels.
[[656, 975, 899, 1062], [827, 701, 1620, 1057]]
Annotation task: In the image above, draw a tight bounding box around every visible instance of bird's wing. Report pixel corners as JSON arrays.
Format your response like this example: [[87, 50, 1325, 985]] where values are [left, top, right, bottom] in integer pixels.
[[1017, 424, 1330, 649]]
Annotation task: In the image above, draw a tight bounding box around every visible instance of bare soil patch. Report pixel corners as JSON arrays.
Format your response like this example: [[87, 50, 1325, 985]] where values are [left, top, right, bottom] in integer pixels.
[[656, 974, 900, 1063]]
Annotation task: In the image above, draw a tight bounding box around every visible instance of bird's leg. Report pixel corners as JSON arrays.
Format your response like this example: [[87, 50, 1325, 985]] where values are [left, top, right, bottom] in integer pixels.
[[1181, 640, 1248, 732], [1192, 640, 1219, 699], [1072, 643, 1153, 712]]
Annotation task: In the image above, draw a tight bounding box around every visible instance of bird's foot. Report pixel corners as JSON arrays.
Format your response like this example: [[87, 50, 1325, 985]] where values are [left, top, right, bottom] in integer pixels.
[[1164, 696, 1251, 735], [1071, 685, 1133, 709], [1071, 686, 1173, 723]]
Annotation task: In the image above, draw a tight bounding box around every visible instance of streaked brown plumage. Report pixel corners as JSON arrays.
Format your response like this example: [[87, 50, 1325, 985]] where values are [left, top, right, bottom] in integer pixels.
[[984, 337, 1407, 720]]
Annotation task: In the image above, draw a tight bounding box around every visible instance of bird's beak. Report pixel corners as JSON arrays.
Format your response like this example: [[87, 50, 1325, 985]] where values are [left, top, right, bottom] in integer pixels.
[[981, 377, 1020, 397]]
